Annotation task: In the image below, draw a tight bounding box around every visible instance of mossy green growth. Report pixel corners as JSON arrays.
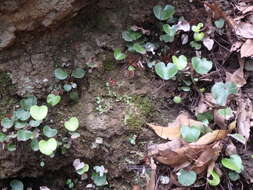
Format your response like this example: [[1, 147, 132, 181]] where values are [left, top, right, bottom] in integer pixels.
[[0, 72, 16, 119], [103, 60, 117, 72], [124, 95, 154, 130]]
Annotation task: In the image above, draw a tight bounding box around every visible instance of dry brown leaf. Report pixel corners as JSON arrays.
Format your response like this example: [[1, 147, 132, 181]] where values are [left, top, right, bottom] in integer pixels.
[[237, 98, 253, 141], [235, 22, 253, 38], [226, 68, 247, 87], [228, 121, 237, 130], [191, 130, 228, 145], [230, 41, 243, 52], [191, 142, 222, 174], [147, 113, 203, 140], [242, 6, 253, 14], [132, 185, 142, 190], [241, 39, 253, 57]]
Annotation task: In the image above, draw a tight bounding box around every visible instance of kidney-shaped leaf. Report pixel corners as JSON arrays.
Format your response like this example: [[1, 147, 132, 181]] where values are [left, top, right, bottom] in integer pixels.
[[211, 82, 237, 106], [192, 57, 213, 74], [39, 138, 57, 156], [155, 62, 178, 80], [177, 169, 197, 186], [153, 5, 175, 21], [30, 105, 48, 121], [180, 125, 201, 143], [221, 154, 243, 173], [64, 117, 79, 131], [172, 55, 187, 70]]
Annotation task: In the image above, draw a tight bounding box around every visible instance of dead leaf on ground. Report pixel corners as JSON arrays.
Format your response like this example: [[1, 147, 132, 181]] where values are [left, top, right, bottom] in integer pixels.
[[191, 142, 222, 174], [235, 22, 253, 38], [191, 130, 228, 145], [241, 39, 253, 57], [237, 98, 253, 141], [147, 113, 203, 140], [230, 41, 243, 52], [226, 68, 246, 87], [132, 185, 142, 190]]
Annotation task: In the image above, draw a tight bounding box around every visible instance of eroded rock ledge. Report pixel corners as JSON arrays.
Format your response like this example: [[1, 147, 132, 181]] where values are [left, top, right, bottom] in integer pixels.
[[0, 0, 93, 50]]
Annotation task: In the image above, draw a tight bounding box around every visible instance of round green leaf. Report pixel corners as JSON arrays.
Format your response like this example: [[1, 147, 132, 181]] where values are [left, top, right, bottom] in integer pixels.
[[155, 62, 178, 80], [190, 41, 202, 50], [1, 117, 14, 129], [217, 107, 233, 120], [77, 164, 89, 175], [192, 57, 213, 75], [228, 171, 240, 181], [228, 133, 246, 145], [71, 68, 86, 79], [153, 5, 175, 21], [191, 23, 204, 33], [47, 94, 61, 106], [163, 24, 177, 36], [43, 125, 58, 138], [17, 130, 33, 141], [160, 34, 175, 43], [7, 144, 16, 151], [15, 121, 27, 129], [0, 133, 6, 142], [14, 109, 30, 121], [221, 154, 243, 173], [54, 68, 68, 80], [208, 170, 220, 186], [193, 32, 204, 41], [114, 48, 127, 60], [63, 84, 72, 92], [177, 169, 197, 186], [132, 43, 146, 54], [172, 55, 187, 70], [211, 82, 237, 106], [30, 105, 48, 121], [29, 120, 41, 127], [10, 179, 24, 190], [92, 174, 108, 187], [173, 96, 182, 104], [39, 138, 57, 156], [31, 139, 39, 151], [122, 30, 142, 42], [215, 19, 225, 29], [20, 96, 37, 110], [64, 117, 79, 132], [180, 125, 201, 143]]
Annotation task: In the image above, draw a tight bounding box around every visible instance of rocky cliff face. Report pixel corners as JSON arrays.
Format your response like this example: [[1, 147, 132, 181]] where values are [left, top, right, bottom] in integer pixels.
[[0, 0, 93, 50]]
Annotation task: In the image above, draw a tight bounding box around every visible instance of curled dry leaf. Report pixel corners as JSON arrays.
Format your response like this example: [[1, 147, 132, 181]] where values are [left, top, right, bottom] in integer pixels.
[[230, 41, 243, 52], [241, 39, 253, 57], [147, 113, 203, 140], [237, 98, 253, 141], [191, 142, 222, 174], [235, 22, 253, 38], [226, 68, 246, 87], [191, 130, 228, 145]]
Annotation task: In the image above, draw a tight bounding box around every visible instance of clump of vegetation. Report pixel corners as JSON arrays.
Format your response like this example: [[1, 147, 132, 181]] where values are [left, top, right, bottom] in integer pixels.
[[0, 92, 80, 156], [54, 67, 86, 101], [112, 2, 252, 189]]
